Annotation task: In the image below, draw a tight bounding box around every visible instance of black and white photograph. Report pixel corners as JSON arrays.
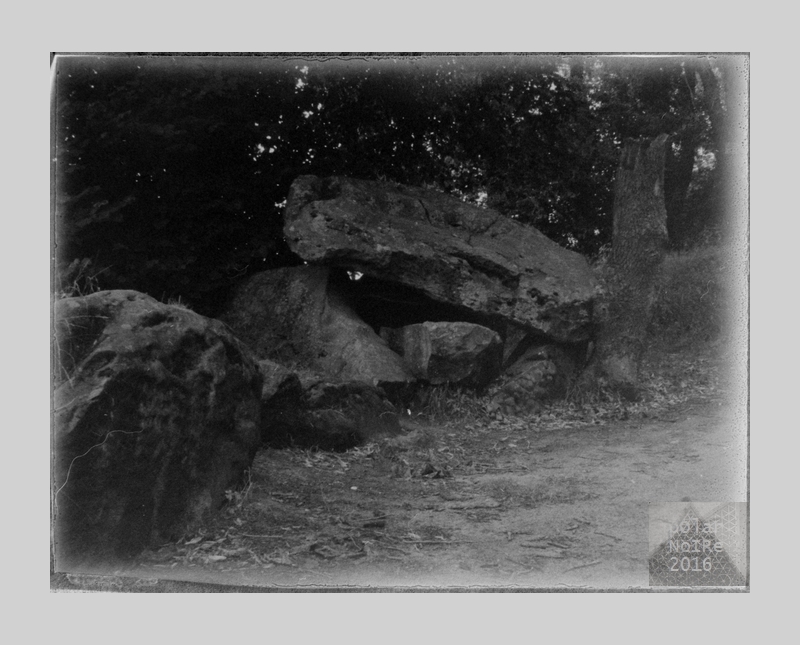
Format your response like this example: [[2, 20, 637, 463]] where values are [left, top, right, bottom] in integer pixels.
[[49, 52, 749, 593]]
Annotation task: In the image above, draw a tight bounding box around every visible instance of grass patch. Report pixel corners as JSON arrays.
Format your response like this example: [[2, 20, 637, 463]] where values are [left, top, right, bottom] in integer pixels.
[[649, 244, 731, 347], [406, 383, 494, 423], [57, 258, 109, 298]]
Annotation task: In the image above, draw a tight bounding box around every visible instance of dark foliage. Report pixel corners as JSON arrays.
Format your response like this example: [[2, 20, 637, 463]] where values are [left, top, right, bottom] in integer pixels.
[[53, 54, 737, 316]]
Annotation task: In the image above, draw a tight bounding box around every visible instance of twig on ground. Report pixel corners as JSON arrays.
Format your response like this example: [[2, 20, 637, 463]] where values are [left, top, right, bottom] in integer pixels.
[[396, 539, 480, 545], [241, 534, 289, 539], [563, 560, 602, 573], [380, 544, 414, 555]]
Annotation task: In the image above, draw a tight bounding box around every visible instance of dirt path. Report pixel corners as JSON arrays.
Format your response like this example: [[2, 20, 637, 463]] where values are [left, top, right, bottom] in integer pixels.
[[63, 393, 746, 591]]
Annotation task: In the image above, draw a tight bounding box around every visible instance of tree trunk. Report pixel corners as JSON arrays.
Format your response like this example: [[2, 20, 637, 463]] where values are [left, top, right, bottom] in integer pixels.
[[664, 136, 697, 248], [581, 134, 669, 400]]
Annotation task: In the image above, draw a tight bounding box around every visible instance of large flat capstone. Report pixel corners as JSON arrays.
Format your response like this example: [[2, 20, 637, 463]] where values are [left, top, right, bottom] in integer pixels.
[[283, 175, 597, 343]]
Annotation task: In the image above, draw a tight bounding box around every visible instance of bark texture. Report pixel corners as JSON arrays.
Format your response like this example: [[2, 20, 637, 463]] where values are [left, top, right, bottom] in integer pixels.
[[584, 134, 669, 399]]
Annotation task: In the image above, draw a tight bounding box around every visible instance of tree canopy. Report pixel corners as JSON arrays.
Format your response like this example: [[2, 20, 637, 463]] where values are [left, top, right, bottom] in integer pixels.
[[52, 54, 744, 316]]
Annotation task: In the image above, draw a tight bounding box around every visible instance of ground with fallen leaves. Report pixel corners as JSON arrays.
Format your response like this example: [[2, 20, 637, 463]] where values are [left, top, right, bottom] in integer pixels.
[[53, 336, 747, 591]]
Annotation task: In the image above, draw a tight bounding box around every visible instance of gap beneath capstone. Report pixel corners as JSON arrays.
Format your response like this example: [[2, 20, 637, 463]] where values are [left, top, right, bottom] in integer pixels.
[[326, 267, 590, 403], [327, 267, 507, 339]]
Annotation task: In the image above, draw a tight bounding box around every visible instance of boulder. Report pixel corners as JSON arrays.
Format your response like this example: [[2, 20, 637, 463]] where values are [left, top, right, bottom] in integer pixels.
[[220, 266, 414, 387], [53, 290, 262, 561], [381, 321, 502, 388], [259, 359, 301, 401], [492, 344, 583, 415], [258, 360, 402, 451], [283, 175, 597, 343], [501, 322, 531, 368]]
